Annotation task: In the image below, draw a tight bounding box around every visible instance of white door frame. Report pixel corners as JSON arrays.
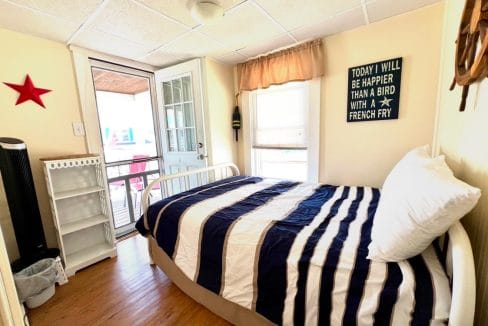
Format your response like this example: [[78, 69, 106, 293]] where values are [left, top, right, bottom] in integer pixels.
[[70, 47, 164, 235], [87, 61, 163, 236]]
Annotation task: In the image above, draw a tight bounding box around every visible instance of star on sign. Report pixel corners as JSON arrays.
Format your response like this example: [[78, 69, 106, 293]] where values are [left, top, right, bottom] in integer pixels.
[[3, 74, 51, 108], [380, 96, 393, 108]]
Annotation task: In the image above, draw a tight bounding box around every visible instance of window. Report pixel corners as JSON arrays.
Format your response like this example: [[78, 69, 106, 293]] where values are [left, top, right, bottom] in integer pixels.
[[246, 80, 320, 182], [162, 75, 197, 152]]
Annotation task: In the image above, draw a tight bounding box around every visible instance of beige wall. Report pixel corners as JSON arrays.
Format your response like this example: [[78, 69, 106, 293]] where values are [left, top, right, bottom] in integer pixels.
[[434, 1, 488, 324], [235, 3, 445, 188], [321, 2, 444, 187], [203, 58, 237, 166], [0, 28, 87, 260], [0, 30, 237, 262]]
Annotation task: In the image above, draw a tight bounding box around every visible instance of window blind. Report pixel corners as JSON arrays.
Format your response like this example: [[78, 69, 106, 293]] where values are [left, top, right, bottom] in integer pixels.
[[253, 83, 308, 149]]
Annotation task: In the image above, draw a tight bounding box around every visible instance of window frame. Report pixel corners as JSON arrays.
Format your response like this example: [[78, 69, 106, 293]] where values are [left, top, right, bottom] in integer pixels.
[[242, 79, 320, 182]]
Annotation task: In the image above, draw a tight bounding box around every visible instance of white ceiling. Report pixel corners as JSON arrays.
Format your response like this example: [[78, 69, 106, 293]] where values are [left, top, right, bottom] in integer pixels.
[[0, 0, 441, 67]]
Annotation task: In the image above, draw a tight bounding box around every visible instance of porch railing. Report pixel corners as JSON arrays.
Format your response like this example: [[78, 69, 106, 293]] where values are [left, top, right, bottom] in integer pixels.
[[108, 169, 161, 233]]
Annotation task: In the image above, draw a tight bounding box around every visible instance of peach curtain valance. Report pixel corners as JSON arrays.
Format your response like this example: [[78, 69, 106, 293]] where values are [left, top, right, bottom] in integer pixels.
[[237, 39, 324, 92]]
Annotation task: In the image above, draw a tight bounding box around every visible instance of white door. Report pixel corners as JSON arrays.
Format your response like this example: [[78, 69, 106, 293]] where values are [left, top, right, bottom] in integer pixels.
[[155, 59, 207, 176], [89, 60, 164, 237]]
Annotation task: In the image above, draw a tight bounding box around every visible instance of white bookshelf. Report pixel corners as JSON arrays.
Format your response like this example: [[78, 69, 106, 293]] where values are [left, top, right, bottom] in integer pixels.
[[42, 154, 116, 277], [65, 243, 114, 272], [53, 185, 105, 200], [60, 214, 108, 235]]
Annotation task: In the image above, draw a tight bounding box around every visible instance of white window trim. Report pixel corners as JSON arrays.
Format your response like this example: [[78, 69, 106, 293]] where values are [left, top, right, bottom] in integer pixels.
[[242, 79, 321, 182], [308, 78, 321, 183]]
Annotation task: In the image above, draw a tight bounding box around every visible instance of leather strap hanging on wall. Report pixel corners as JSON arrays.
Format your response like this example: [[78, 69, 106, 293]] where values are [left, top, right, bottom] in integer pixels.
[[450, 0, 488, 111]]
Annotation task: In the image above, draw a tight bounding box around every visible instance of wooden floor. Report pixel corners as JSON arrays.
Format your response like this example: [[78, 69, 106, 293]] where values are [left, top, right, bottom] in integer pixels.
[[27, 234, 230, 326]]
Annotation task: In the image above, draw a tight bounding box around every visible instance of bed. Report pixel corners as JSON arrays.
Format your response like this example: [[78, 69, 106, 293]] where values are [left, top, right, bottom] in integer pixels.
[[136, 163, 476, 325]]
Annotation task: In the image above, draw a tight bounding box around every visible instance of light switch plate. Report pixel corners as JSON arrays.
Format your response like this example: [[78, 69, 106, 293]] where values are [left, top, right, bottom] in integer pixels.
[[72, 122, 85, 137]]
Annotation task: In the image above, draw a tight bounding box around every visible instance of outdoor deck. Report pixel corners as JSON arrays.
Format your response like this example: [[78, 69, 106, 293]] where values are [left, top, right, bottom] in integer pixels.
[[111, 188, 162, 230]]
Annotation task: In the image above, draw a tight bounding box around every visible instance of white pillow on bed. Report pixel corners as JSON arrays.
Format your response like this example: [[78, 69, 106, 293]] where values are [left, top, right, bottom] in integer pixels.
[[368, 145, 481, 262]]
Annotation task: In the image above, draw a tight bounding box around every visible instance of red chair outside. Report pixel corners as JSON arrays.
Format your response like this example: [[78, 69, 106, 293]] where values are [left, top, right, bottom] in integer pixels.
[[128, 154, 147, 192], [110, 155, 148, 212], [109, 154, 163, 223]]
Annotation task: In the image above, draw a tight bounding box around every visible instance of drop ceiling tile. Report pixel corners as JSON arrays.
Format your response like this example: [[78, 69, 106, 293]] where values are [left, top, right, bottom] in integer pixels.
[[254, 0, 361, 31], [138, 0, 244, 28], [140, 51, 192, 67], [366, 0, 441, 23], [198, 1, 284, 51], [72, 28, 153, 60], [239, 34, 296, 58], [291, 6, 365, 41], [160, 31, 230, 58], [217, 52, 248, 65], [0, 1, 79, 43], [6, 0, 103, 25], [87, 0, 188, 49]]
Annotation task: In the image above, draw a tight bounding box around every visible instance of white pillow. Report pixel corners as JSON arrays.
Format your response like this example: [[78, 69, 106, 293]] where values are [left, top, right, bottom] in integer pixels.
[[368, 145, 481, 262]]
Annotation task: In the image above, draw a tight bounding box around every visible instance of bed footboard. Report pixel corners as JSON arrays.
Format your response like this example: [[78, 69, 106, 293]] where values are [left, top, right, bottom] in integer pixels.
[[141, 163, 240, 264], [141, 163, 239, 220]]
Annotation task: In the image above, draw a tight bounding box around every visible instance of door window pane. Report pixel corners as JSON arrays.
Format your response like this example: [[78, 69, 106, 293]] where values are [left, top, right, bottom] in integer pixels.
[[163, 81, 172, 104], [186, 128, 196, 151], [175, 104, 184, 128], [165, 106, 175, 129], [172, 79, 182, 103], [167, 130, 177, 152], [163, 74, 198, 153], [177, 129, 186, 151], [184, 103, 194, 127], [182, 76, 192, 101]]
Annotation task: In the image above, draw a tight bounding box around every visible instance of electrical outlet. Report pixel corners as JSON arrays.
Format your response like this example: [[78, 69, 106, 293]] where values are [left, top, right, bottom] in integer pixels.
[[72, 122, 85, 137]]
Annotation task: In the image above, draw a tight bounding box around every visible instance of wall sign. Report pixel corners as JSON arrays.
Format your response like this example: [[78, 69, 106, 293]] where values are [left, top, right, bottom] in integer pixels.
[[347, 57, 402, 122]]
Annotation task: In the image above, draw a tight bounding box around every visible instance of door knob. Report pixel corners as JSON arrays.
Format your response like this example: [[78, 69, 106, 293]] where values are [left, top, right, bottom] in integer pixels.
[[198, 142, 203, 148], [197, 154, 207, 160]]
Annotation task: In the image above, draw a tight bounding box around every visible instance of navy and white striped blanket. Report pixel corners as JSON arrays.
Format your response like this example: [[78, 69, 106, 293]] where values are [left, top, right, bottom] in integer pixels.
[[136, 176, 451, 325]]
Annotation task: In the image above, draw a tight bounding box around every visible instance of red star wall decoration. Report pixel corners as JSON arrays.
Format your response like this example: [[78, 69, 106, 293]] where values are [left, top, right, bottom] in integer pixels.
[[3, 74, 51, 109]]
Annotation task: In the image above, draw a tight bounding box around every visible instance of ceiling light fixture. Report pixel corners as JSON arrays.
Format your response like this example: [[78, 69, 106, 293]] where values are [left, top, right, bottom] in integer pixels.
[[190, 1, 224, 25]]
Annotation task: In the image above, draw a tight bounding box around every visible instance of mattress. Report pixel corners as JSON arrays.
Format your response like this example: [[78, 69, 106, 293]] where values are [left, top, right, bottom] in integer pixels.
[[136, 176, 451, 325]]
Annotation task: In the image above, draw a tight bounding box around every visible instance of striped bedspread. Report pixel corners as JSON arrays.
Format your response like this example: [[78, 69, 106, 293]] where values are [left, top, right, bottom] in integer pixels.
[[136, 176, 451, 325]]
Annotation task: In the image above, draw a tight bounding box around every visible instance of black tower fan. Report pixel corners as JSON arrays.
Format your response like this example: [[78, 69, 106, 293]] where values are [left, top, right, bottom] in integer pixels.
[[0, 137, 58, 272]]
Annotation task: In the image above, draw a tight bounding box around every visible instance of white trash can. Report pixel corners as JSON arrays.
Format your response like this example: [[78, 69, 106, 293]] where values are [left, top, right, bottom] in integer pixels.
[[14, 258, 57, 308]]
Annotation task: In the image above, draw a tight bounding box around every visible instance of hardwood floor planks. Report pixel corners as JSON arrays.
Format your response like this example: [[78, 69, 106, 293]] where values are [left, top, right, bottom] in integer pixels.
[[27, 234, 230, 326]]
